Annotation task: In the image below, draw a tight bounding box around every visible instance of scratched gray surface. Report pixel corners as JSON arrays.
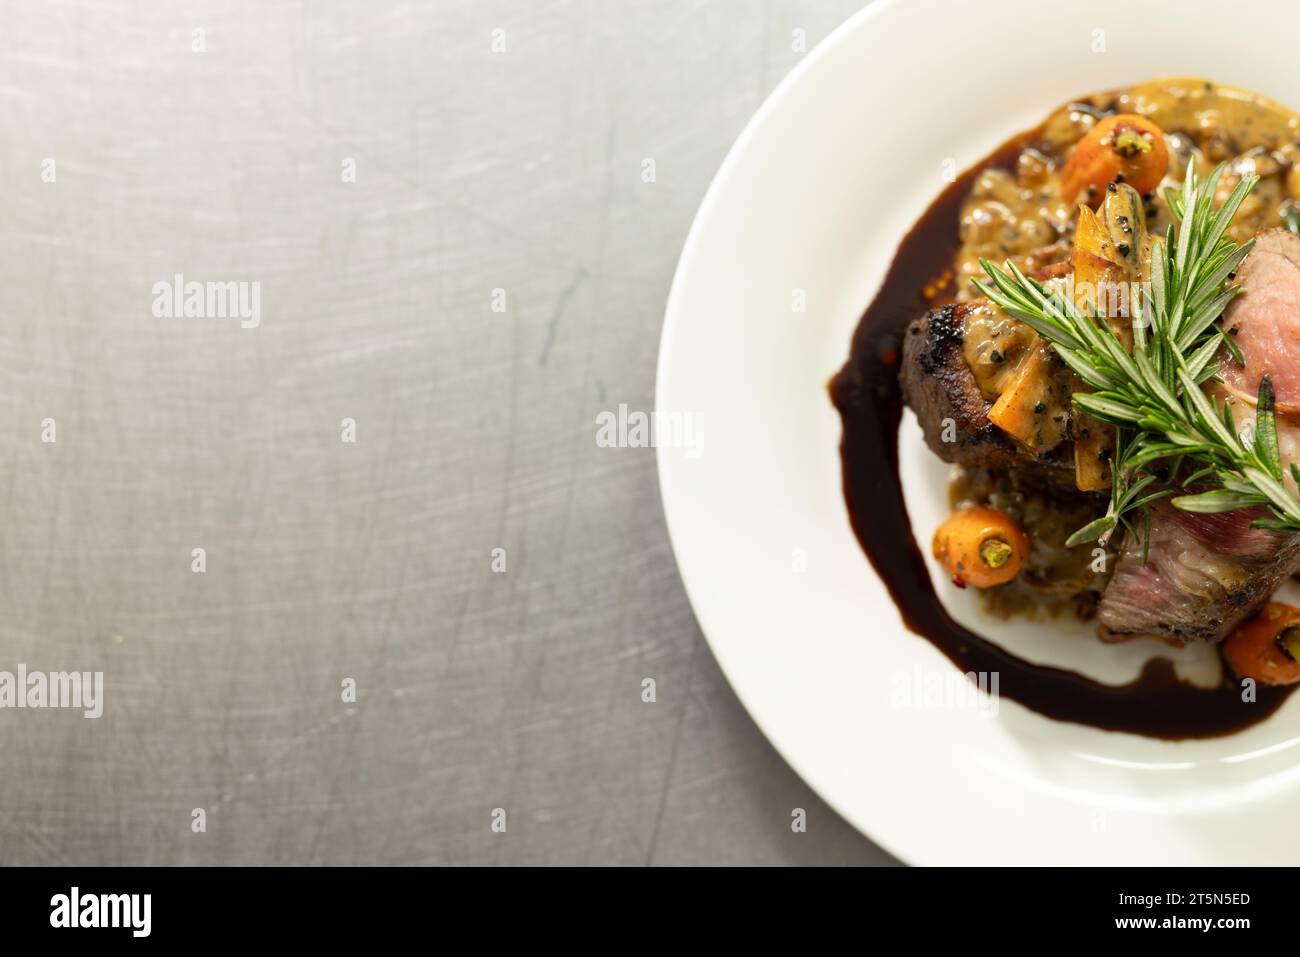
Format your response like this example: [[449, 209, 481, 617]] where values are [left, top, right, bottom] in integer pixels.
[[0, 0, 898, 865]]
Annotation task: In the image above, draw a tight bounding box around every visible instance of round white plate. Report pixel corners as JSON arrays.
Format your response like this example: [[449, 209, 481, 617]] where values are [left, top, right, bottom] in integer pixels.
[[656, 0, 1300, 865]]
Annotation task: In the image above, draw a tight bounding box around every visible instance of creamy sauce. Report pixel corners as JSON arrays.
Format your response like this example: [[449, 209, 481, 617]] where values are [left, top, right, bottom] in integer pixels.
[[960, 299, 1038, 399], [952, 77, 1300, 378], [954, 77, 1300, 297]]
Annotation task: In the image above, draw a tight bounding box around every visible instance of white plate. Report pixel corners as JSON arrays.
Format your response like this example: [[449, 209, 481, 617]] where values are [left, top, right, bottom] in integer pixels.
[[656, 0, 1300, 865]]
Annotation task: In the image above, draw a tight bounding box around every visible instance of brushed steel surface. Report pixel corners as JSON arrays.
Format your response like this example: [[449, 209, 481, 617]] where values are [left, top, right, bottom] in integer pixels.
[[0, 0, 896, 865]]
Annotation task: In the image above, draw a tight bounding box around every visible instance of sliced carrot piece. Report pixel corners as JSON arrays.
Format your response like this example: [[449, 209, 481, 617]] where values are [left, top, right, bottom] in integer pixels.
[[1222, 603, 1300, 686]]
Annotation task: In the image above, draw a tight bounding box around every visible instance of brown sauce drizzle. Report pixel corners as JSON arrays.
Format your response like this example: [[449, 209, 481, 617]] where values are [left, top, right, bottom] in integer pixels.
[[828, 127, 1297, 739]]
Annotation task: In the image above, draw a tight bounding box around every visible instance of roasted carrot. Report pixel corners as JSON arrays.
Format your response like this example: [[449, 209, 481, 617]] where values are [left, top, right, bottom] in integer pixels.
[[986, 342, 1056, 450], [1061, 114, 1169, 204], [932, 506, 1030, 589], [1221, 603, 1300, 686], [1069, 192, 1145, 491]]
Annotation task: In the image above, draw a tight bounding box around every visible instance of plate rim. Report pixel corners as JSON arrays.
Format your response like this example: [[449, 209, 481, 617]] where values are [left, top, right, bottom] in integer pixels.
[[654, 0, 912, 863]]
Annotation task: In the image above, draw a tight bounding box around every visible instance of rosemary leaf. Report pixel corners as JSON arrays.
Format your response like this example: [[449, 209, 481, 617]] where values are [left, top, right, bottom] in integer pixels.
[[973, 162, 1300, 545]]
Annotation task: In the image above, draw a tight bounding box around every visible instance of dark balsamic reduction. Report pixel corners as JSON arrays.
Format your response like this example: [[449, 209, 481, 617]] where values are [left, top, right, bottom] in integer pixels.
[[828, 128, 1296, 739]]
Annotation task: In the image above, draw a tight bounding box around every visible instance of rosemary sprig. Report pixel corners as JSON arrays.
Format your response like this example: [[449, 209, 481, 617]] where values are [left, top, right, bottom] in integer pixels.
[[970, 162, 1300, 547]]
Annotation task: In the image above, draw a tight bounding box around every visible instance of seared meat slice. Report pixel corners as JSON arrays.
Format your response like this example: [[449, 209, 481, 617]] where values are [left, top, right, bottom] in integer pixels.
[[900, 301, 1073, 478], [1097, 231, 1300, 643], [1099, 501, 1300, 642], [1220, 229, 1300, 412]]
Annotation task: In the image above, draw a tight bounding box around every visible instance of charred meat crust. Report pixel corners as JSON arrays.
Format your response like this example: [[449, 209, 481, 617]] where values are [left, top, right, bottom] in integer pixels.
[[900, 302, 1072, 478]]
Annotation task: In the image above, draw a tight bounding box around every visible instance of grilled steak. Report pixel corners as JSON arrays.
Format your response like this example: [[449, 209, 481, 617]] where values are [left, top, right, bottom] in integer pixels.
[[900, 301, 1073, 479], [1099, 501, 1300, 642]]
